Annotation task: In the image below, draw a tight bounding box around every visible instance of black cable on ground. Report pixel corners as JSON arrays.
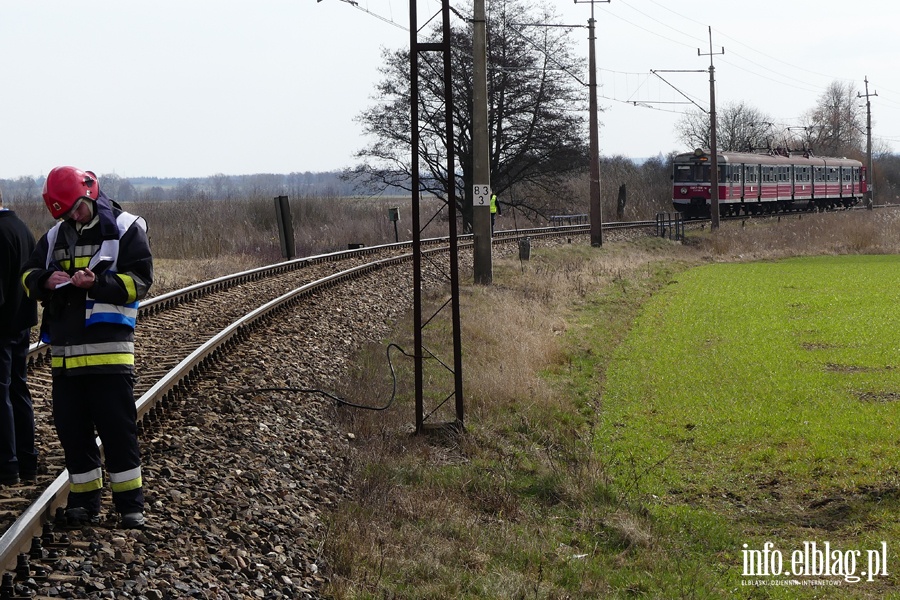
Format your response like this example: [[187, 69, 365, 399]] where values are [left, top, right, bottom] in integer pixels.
[[232, 342, 414, 411]]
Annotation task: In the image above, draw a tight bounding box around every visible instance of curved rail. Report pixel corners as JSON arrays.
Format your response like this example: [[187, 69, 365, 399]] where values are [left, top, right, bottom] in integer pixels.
[[0, 248, 421, 574]]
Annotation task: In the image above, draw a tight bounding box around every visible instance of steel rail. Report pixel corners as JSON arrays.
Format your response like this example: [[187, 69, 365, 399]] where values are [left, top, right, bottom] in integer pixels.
[[0, 249, 419, 575], [24, 224, 596, 361]]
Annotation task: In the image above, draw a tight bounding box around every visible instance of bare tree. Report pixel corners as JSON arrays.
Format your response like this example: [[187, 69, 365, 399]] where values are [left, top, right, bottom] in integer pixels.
[[348, 0, 589, 230], [801, 80, 864, 157], [675, 101, 773, 152]]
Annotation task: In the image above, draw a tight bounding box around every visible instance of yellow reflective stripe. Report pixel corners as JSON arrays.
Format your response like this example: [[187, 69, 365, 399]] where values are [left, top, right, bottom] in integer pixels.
[[115, 273, 138, 303], [74, 256, 91, 269], [71, 479, 103, 493], [110, 476, 142, 493], [21, 269, 37, 295], [52, 353, 134, 369], [70, 467, 104, 493]]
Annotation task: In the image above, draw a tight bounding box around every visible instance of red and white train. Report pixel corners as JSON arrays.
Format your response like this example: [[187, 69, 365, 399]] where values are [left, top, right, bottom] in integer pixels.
[[672, 149, 867, 217]]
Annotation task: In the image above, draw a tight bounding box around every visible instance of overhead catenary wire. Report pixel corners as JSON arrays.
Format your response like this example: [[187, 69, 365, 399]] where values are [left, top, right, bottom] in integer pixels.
[[327, 0, 899, 151], [606, 0, 899, 144]]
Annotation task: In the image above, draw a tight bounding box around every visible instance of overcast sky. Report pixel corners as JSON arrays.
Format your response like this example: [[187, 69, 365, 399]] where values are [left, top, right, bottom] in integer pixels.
[[2, 0, 898, 179]]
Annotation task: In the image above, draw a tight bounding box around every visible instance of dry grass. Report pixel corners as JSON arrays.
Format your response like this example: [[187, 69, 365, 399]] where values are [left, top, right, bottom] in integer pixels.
[[135, 195, 450, 262], [321, 210, 900, 598], [691, 209, 900, 260], [323, 237, 702, 599]]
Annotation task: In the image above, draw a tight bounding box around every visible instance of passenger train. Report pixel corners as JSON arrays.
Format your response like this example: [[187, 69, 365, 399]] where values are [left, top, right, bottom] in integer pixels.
[[672, 149, 867, 218]]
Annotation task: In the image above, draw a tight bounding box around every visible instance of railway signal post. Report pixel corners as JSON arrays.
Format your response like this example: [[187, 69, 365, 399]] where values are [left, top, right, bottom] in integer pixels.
[[473, 0, 492, 284]]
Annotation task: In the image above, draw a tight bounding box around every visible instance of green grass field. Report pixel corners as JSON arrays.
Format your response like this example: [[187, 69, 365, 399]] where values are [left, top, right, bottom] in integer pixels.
[[595, 254, 900, 597]]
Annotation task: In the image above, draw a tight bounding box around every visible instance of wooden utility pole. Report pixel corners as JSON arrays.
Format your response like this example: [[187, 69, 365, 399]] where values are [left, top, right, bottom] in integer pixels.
[[575, 0, 609, 247], [698, 27, 723, 230], [472, 0, 492, 283], [858, 76, 877, 208]]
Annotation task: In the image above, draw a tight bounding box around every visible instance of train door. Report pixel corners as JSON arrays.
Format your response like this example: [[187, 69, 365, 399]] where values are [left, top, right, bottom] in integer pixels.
[[776, 165, 791, 201], [794, 165, 811, 200], [789, 165, 796, 200], [744, 164, 759, 200], [827, 166, 839, 199], [813, 166, 825, 199]]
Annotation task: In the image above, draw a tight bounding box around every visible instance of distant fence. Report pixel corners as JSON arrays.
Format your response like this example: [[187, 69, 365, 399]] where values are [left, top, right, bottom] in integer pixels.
[[655, 212, 684, 241], [549, 214, 588, 226]]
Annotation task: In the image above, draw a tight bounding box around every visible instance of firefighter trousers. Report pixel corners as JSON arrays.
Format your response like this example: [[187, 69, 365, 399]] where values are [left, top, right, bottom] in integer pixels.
[[0, 329, 37, 481], [52, 372, 144, 514]]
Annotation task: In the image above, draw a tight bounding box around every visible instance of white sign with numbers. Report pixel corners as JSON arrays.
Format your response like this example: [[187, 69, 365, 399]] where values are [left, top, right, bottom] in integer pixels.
[[473, 184, 492, 208]]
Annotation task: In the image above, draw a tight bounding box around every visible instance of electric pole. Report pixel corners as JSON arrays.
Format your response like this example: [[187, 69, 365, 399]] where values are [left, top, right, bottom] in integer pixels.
[[472, 0, 492, 283], [858, 76, 877, 208], [575, 0, 609, 247], [698, 27, 723, 230]]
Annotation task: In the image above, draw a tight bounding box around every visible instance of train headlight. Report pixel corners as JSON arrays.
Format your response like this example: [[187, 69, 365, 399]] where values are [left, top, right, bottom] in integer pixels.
[[680, 187, 687, 195]]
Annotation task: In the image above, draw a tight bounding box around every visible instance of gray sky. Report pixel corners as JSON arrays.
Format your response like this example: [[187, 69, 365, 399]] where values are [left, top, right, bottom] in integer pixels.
[[3, 0, 898, 179]]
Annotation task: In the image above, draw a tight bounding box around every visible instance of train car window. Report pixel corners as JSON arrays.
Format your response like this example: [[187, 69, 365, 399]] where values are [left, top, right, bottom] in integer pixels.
[[798, 167, 810, 182], [852, 168, 859, 182], [814, 167, 825, 182], [745, 165, 758, 183]]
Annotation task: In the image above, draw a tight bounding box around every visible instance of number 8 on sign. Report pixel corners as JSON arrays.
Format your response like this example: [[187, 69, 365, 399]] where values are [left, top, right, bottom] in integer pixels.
[[473, 185, 492, 208]]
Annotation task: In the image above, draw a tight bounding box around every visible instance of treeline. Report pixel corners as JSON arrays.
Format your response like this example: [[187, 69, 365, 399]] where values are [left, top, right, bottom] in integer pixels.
[[0, 156, 702, 223], [0, 171, 410, 205]]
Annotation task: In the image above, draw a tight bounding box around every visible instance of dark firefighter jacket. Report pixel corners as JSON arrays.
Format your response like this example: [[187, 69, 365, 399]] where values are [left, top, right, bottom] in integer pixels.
[[21, 192, 153, 375]]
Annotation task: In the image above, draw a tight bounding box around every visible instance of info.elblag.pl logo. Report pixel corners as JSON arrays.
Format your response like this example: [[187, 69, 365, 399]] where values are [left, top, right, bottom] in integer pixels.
[[742, 541, 889, 584]]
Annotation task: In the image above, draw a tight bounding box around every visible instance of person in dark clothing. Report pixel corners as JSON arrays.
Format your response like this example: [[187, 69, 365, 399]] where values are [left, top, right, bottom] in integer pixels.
[[0, 189, 39, 486], [22, 166, 153, 529]]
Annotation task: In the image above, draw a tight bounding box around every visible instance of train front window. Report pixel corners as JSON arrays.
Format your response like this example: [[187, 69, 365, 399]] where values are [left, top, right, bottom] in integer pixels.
[[674, 163, 725, 183], [675, 164, 702, 182]]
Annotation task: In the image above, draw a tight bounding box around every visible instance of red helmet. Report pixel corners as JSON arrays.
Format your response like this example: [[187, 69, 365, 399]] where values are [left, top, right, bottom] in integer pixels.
[[42, 166, 100, 219]]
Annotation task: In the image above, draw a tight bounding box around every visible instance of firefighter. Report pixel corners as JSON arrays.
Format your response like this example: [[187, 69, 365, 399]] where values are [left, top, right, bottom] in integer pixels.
[[22, 166, 153, 529], [0, 188, 38, 485]]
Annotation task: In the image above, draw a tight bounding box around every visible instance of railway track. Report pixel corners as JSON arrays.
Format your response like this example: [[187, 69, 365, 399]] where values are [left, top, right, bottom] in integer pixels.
[[3, 223, 649, 598], [2, 205, 883, 596], [20, 203, 874, 596]]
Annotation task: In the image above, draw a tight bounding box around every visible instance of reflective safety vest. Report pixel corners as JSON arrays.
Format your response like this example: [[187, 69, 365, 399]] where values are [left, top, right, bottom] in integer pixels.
[[490, 194, 498, 214], [43, 212, 144, 330]]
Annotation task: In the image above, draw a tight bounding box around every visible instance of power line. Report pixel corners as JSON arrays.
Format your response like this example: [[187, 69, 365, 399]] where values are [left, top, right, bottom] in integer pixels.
[[599, 7, 696, 49], [617, 0, 880, 110]]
